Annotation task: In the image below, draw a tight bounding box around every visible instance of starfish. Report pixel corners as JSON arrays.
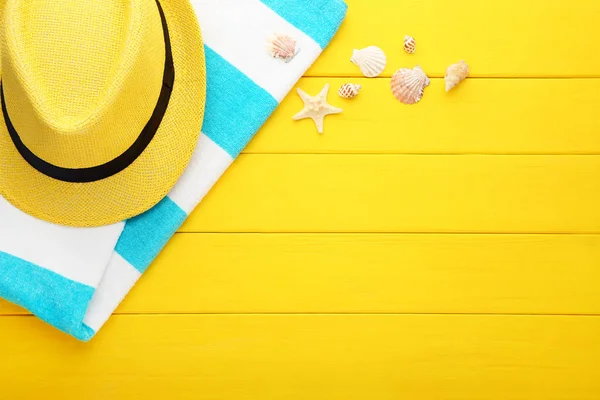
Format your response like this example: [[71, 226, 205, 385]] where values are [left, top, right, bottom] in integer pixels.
[[292, 84, 343, 134]]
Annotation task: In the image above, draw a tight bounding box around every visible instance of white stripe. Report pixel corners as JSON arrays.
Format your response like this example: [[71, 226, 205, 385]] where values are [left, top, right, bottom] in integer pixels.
[[83, 252, 141, 331], [167, 134, 234, 214], [191, 0, 322, 102], [83, 133, 234, 330], [0, 196, 123, 287]]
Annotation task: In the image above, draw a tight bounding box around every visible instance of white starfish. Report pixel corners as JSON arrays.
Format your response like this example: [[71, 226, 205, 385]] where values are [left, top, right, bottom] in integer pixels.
[[292, 84, 343, 134]]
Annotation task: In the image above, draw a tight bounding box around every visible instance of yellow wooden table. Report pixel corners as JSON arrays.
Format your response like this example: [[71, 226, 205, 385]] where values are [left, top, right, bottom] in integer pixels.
[[2, 0, 600, 398]]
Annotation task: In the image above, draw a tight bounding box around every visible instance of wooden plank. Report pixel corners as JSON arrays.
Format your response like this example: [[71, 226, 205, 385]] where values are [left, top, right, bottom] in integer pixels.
[[76, 233, 600, 316], [0, 301, 23, 315], [3, 233, 600, 316], [247, 78, 600, 155], [179, 155, 600, 233], [308, 0, 600, 77], [107, 233, 600, 315], [1, 314, 599, 399]]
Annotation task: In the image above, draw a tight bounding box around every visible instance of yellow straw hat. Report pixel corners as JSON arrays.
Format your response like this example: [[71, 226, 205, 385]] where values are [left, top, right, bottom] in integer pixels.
[[0, 0, 206, 227]]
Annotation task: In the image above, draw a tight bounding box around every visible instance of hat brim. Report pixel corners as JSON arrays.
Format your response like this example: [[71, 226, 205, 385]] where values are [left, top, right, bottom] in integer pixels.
[[0, 0, 205, 227]]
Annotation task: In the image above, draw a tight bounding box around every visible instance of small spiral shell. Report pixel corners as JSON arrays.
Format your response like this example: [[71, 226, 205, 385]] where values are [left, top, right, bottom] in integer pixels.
[[445, 60, 469, 92], [403, 36, 416, 54], [338, 83, 362, 99]]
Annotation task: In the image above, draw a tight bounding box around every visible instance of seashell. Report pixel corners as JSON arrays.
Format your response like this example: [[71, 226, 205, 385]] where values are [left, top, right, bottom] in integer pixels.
[[390, 66, 430, 105], [403, 35, 416, 54], [445, 60, 469, 92], [338, 83, 362, 99], [267, 34, 299, 62], [350, 46, 387, 78]]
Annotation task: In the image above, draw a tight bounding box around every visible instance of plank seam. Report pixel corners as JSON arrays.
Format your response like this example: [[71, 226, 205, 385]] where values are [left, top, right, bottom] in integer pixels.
[[172, 232, 600, 236], [176, 231, 600, 235], [303, 76, 600, 79], [241, 153, 600, 156], [4, 313, 600, 317]]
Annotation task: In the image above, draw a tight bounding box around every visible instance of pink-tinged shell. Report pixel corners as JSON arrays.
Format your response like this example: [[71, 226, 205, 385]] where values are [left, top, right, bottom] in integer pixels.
[[403, 36, 416, 54], [445, 60, 469, 92], [338, 83, 362, 99], [390, 66, 430, 105], [268, 34, 298, 62]]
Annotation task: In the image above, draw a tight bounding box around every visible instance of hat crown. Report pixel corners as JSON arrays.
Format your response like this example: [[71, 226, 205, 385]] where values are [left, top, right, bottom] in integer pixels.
[[1, 0, 165, 169]]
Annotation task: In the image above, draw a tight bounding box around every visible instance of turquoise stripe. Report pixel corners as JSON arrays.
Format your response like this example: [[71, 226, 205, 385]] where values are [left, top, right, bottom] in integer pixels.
[[202, 46, 278, 158], [0, 252, 96, 341], [116, 196, 187, 273], [260, 0, 348, 49]]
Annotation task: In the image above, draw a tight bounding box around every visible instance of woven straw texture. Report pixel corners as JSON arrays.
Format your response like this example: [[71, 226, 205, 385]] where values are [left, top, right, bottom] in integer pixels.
[[0, 0, 206, 227]]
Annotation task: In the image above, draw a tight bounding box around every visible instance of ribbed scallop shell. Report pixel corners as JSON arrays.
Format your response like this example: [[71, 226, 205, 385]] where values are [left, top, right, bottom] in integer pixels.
[[338, 83, 362, 99], [390, 66, 430, 105], [267, 34, 298, 62], [403, 36, 416, 54], [350, 46, 387, 78], [445, 60, 469, 92]]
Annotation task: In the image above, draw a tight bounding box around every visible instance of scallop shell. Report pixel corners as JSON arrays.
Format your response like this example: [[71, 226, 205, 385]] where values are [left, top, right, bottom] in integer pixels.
[[445, 60, 469, 92], [338, 83, 362, 99], [267, 34, 299, 62], [403, 36, 416, 54], [390, 66, 430, 105], [350, 46, 387, 78]]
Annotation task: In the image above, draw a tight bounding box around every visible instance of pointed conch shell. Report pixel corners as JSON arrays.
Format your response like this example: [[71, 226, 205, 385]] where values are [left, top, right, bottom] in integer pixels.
[[390, 66, 430, 105], [350, 46, 387, 78], [338, 83, 362, 99], [445, 60, 469, 92], [267, 34, 299, 62], [403, 36, 416, 54]]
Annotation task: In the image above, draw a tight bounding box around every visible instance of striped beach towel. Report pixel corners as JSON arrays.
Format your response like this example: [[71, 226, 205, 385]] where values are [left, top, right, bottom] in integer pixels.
[[0, 0, 347, 341]]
